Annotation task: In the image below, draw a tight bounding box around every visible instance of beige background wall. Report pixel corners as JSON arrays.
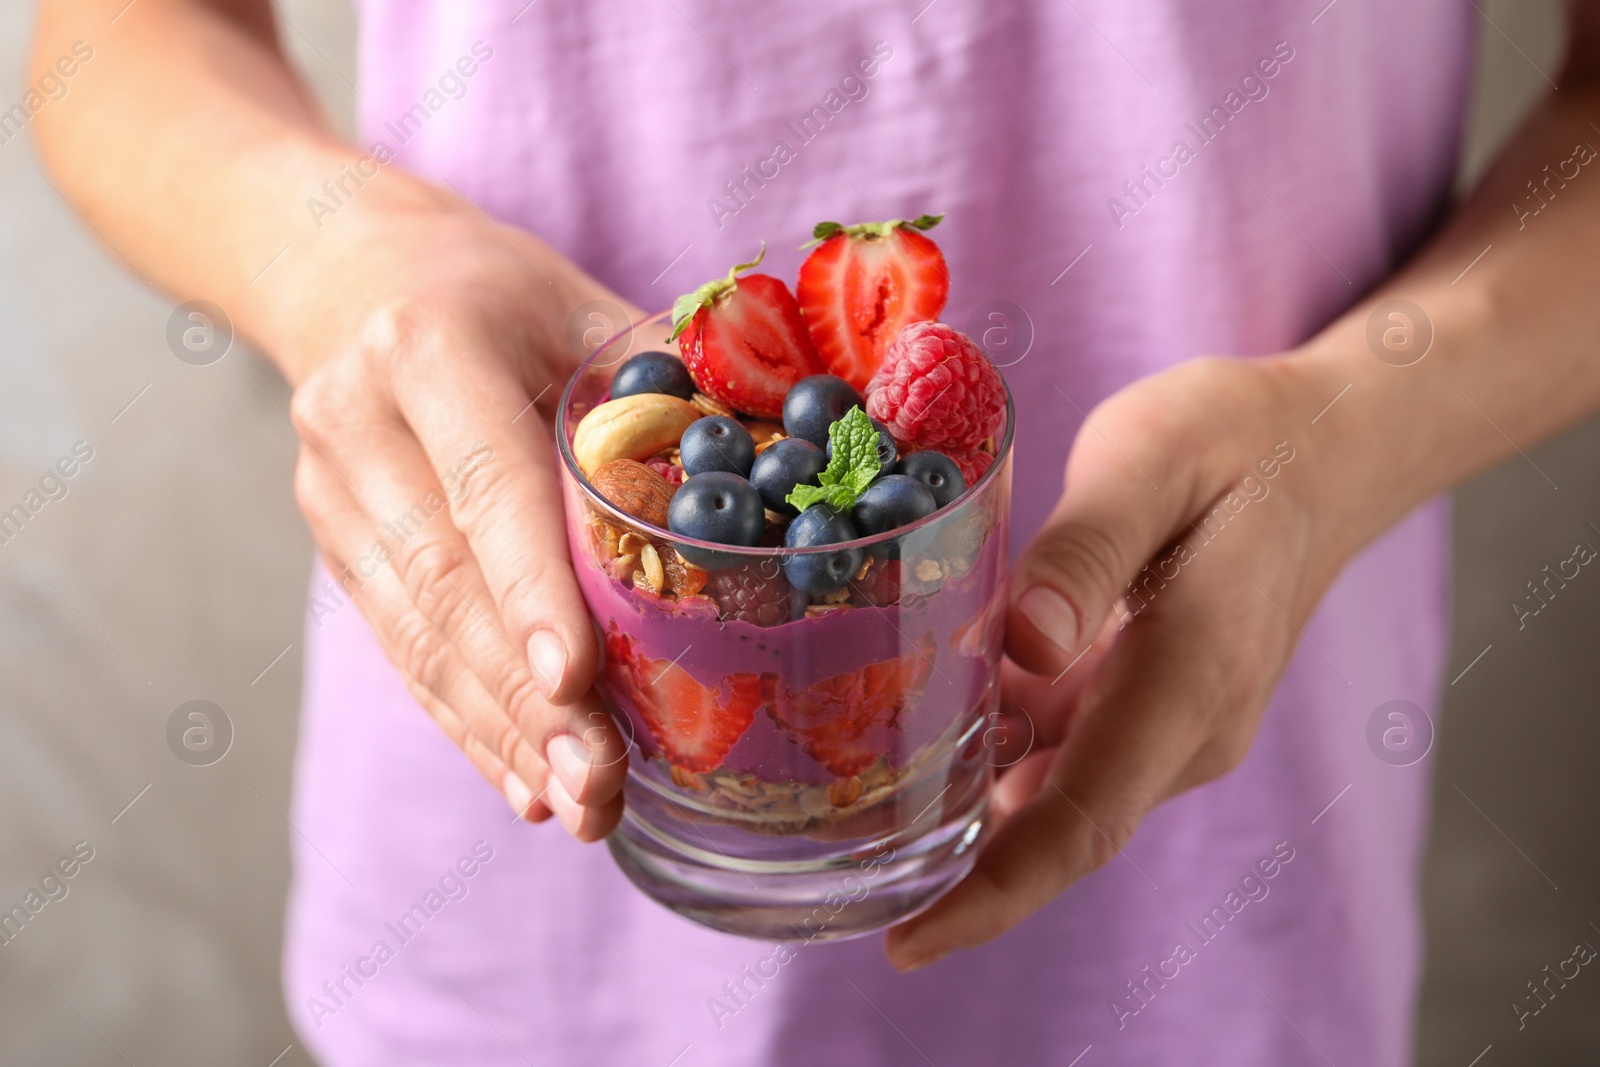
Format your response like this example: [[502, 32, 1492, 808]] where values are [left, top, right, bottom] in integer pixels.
[[0, 2, 1593, 1064]]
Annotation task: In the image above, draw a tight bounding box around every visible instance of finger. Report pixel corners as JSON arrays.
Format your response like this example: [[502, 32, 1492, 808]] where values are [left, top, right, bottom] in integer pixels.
[[1005, 424, 1198, 676], [446, 697, 555, 825], [310, 539, 552, 824], [309, 545, 552, 821], [295, 366, 628, 810], [343, 417, 627, 807], [295, 448, 561, 818], [998, 613, 1121, 751], [543, 769, 626, 843], [379, 305, 599, 706], [991, 746, 1055, 820], [887, 536, 1288, 970], [1007, 360, 1286, 676]]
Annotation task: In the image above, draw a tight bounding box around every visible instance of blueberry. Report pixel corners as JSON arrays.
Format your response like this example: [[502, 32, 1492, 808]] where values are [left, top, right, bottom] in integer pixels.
[[894, 451, 967, 509], [667, 472, 766, 568], [610, 351, 695, 401], [680, 416, 755, 477], [783, 375, 864, 448], [783, 504, 863, 596], [853, 474, 938, 537], [749, 438, 827, 516], [827, 417, 897, 478]]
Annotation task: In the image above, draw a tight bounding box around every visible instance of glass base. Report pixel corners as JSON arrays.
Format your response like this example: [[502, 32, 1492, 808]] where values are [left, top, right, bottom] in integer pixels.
[[607, 749, 991, 942]]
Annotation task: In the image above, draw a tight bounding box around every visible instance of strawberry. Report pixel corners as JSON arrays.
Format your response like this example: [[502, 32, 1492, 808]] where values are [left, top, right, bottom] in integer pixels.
[[795, 214, 949, 392], [602, 625, 760, 773], [761, 633, 937, 777], [669, 247, 824, 419]]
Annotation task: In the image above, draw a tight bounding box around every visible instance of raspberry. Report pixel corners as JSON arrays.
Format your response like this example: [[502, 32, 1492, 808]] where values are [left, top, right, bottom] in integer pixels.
[[865, 322, 1005, 452], [709, 562, 797, 626], [644, 456, 685, 487], [945, 446, 994, 486]]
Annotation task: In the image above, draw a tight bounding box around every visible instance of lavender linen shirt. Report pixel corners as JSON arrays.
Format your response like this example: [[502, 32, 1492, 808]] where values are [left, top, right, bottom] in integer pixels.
[[283, 2, 1470, 1063]]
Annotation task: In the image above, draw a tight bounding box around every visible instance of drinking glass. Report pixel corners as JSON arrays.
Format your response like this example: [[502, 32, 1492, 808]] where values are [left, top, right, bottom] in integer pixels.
[[556, 311, 1013, 941]]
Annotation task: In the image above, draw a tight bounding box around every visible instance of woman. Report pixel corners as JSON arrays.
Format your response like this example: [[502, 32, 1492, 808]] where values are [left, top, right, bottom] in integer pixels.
[[30, 0, 1600, 1063]]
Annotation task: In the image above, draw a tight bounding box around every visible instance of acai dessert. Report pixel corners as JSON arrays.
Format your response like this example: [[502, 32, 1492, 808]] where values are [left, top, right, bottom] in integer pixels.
[[556, 215, 1014, 939]]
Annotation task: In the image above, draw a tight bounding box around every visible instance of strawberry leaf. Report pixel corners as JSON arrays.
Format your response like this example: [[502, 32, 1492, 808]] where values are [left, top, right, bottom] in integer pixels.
[[808, 221, 845, 244], [799, 214, 944, 248], [667, 245, 766, 342], [785, 406, 880, 512]]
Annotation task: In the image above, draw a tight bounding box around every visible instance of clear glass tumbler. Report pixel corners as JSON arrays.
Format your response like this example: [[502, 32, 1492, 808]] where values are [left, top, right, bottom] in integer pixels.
[[556, 311, 1013, 941]]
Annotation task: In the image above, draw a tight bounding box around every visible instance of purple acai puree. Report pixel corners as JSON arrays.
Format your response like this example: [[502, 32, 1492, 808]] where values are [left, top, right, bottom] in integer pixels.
[[568, 516, 1008, 787]]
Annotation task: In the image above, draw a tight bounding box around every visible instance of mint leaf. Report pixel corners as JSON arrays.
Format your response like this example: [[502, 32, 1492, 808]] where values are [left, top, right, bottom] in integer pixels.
[[785, 407, 881, 512], [787, 482, 856, 512], [829, 406, 879, 485]]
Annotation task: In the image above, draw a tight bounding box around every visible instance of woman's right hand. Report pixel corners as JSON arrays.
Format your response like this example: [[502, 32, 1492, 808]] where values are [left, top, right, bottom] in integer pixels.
[[283, 191, 639, 840]]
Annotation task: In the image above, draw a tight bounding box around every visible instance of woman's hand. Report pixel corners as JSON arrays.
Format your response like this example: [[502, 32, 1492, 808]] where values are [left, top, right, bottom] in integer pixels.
[[285, 198, 639, 840], [887, 351, 1360, 968], [879, 34, 1600, 968]]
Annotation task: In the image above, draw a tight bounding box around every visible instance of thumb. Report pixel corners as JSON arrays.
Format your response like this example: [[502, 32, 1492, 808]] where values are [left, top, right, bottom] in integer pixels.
[[1007, 446, 1188, 677]]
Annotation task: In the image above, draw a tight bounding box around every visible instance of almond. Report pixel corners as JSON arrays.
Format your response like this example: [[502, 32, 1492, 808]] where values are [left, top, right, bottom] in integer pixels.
[[590, 459, 673, 527]]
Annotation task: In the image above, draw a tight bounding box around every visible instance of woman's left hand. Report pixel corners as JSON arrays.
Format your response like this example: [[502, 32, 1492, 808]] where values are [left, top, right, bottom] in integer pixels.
[[887, 350, 1365, 970]]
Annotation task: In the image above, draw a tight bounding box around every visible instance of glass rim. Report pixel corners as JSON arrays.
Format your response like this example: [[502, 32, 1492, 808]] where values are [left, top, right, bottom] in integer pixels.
[[555, 309, 1016, 558]]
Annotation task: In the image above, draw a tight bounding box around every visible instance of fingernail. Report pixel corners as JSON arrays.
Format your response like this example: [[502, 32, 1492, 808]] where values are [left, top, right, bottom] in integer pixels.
[[886, 929, 947, 972], [894, 951, 946, 973], [546, 733, 594, 804], [544, 773, 584, 837], [527, 629, 568, 698], [503, 771, 535, 821], [1017, 585, 1079, 653]]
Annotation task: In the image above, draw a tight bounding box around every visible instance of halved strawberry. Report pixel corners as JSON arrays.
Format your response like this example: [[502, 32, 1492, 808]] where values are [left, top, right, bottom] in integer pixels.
[[669, 247, 824, 419], [795, 215, 949, 392], [603, 625, 760, 773], [761, 633, 937, 777]]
